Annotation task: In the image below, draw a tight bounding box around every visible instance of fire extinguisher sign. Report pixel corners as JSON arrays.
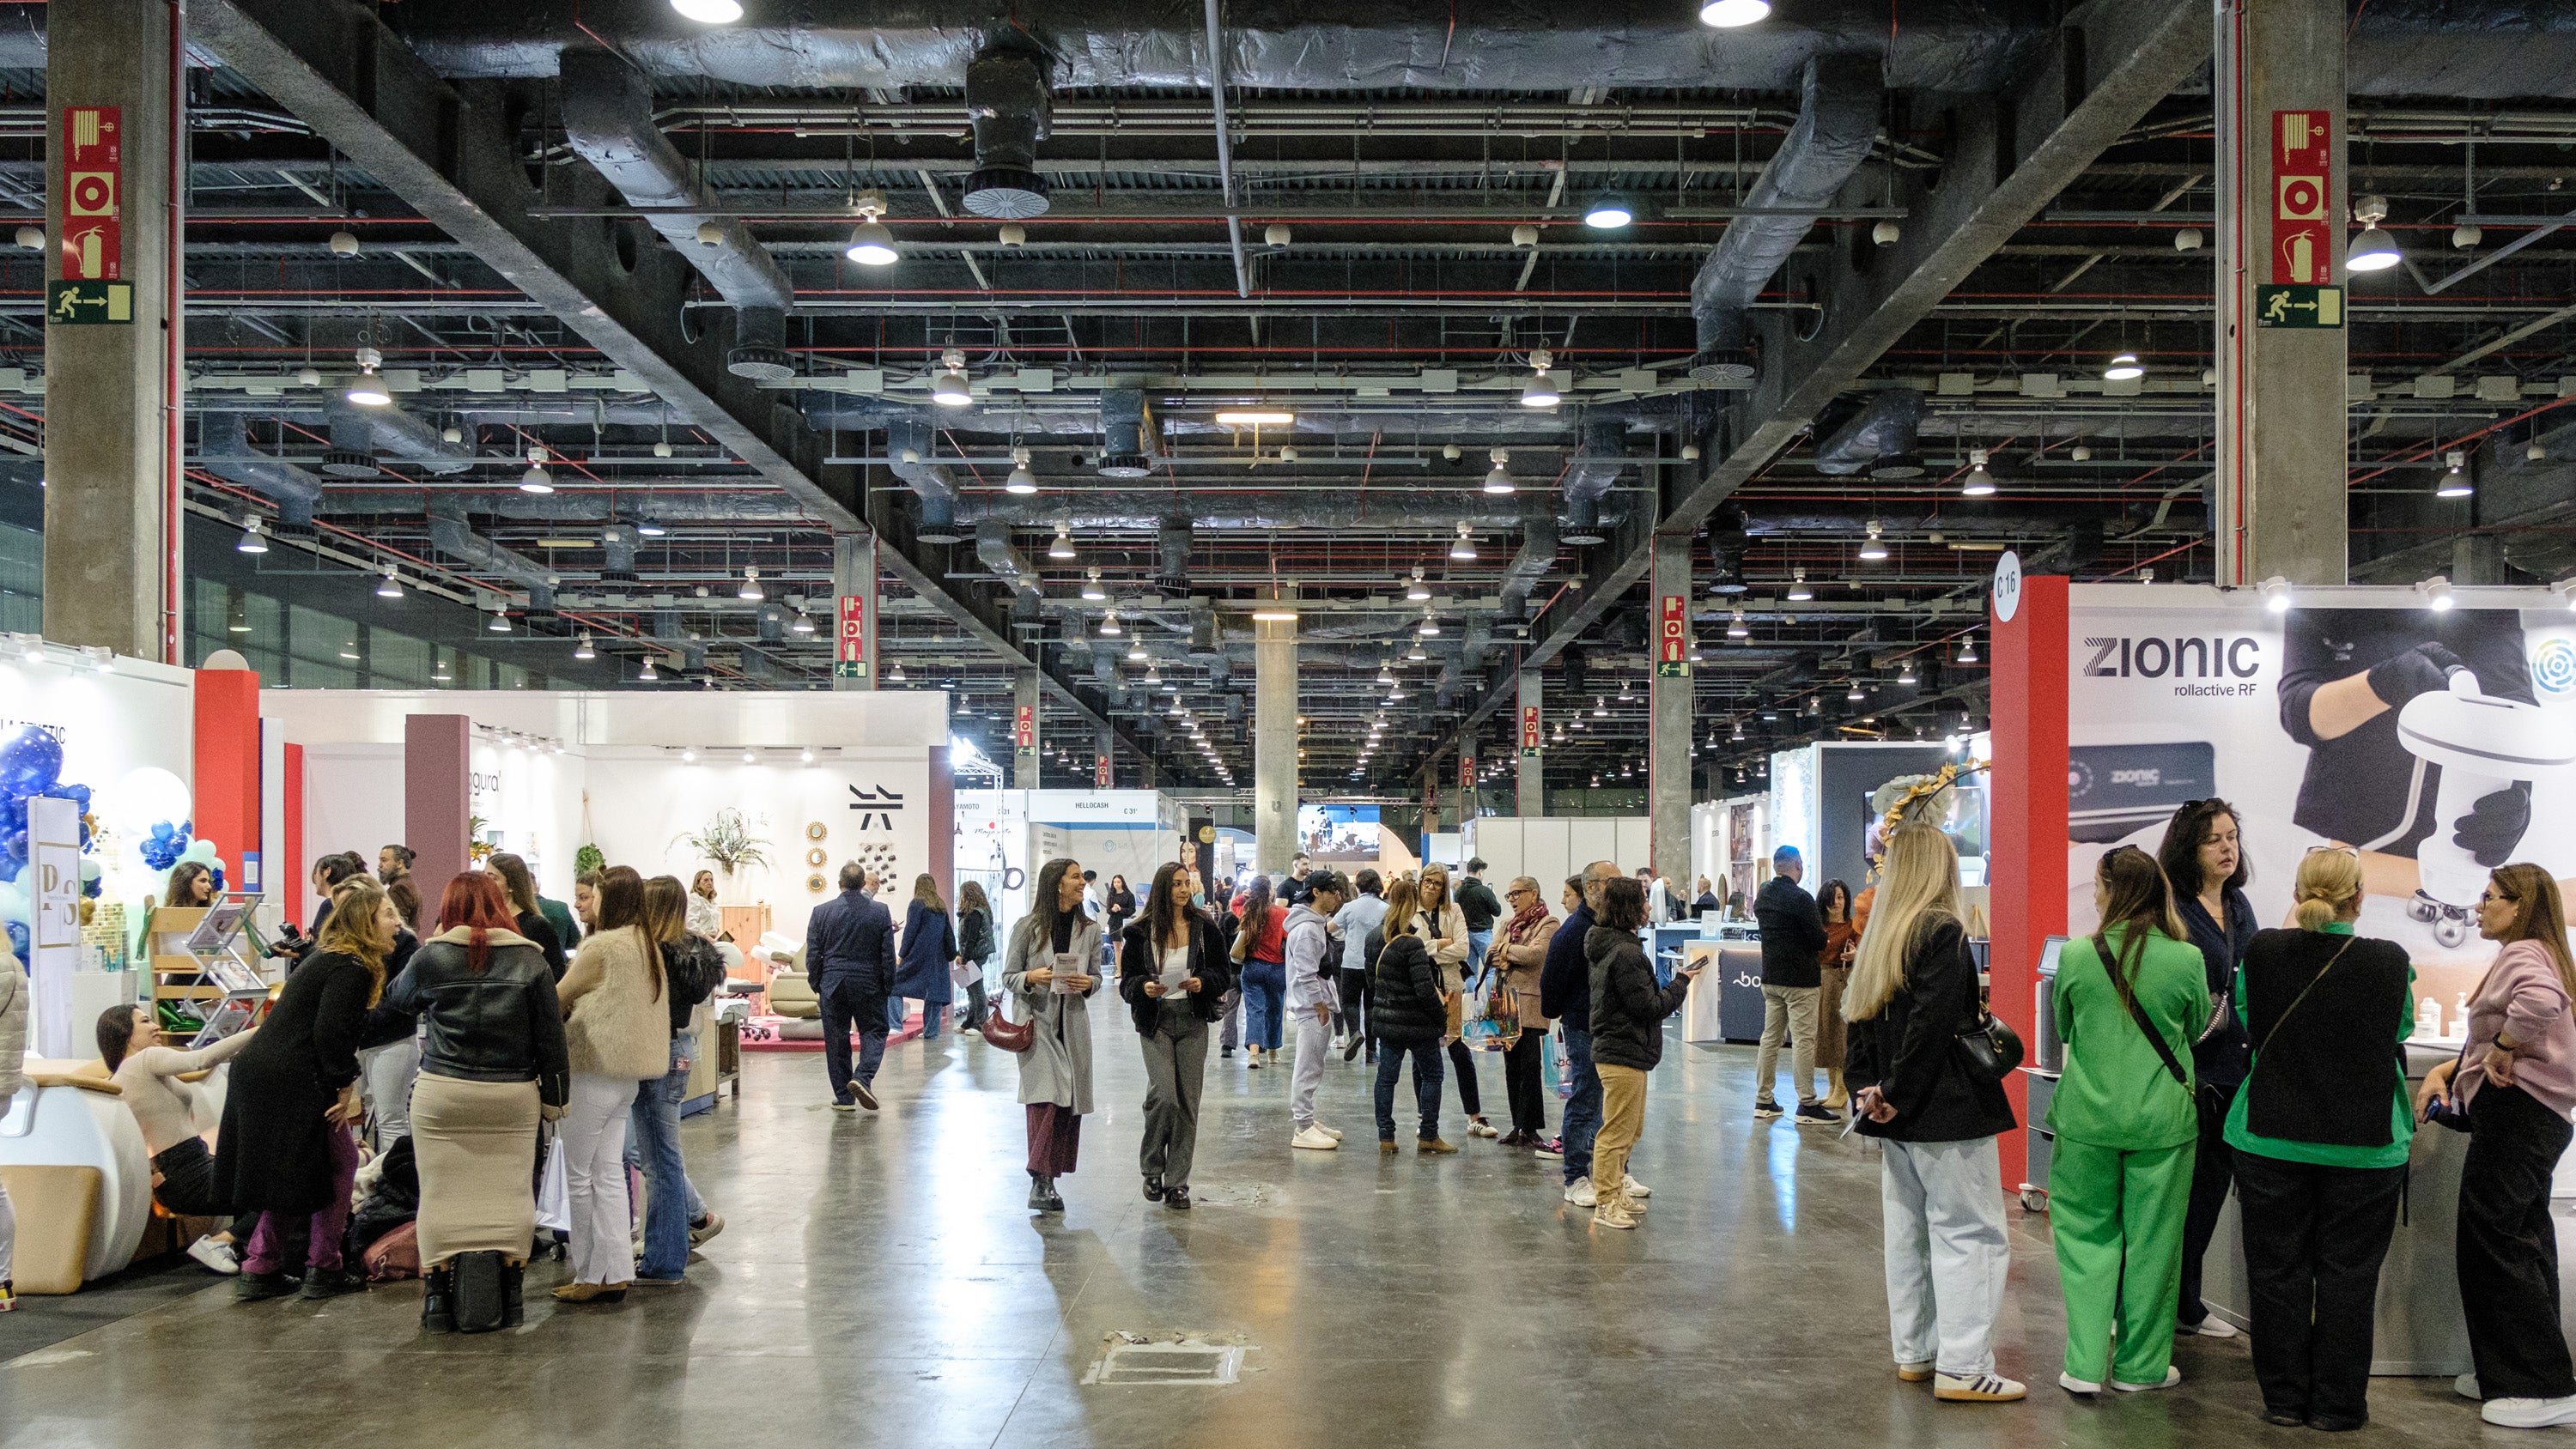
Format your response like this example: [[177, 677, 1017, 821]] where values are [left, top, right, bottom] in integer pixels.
[[1656, 594, 1691, 677], [2271, 109, 2332, 287], [59, 106, 120, 282], [1519, 704, 1542, 757]]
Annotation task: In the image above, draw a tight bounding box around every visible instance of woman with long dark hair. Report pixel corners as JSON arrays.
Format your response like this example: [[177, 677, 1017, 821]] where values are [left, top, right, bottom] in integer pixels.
[[1105, 873, 1137, 949], [551, 865, 668, 1303], [218, 877, 395, 1302], [364, 871, 568, 1330], [2154, 797, 2255, 1339], [1818, 879, 1859, 1110], [1003, 858, 1103, 1211], [2230, 847, 2415, 1430], [166, 860, 216, 908], [1235, 874, 1287, 1068], [2416, 863, 2576, 1428], [1117, 861, 1230, 1209], [2047, 846, 2209, 1397], [487, 852, 568, 981], [894, 873, 958, 1042], [630, 875, 726, 1283], [102, 1003, 257, 1276], [1369, 876, 1450, 1152], [957, 881, 996, 1031], [1416, 864, 1494, 1138], [1846, 825, 2023, 1403]]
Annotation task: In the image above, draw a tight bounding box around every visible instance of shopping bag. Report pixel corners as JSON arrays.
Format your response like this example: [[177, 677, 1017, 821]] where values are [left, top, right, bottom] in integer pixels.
[[534, 1136, 570, 1234], [1460, 967, 1523, 1053]]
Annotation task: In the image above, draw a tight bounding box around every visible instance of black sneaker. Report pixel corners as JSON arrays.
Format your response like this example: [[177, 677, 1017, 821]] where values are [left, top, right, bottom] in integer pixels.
[[1794, 1102, 1841, 1126], [300, 1265, 367, 1300], [235, 1270, 299, 1301], [1752, 1099, 1784, 1120]]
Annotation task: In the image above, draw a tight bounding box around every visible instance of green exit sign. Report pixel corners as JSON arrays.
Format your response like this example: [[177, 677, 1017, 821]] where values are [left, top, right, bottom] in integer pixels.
[[47, 280, 131, 325], [2255, 284, 2342, 329]]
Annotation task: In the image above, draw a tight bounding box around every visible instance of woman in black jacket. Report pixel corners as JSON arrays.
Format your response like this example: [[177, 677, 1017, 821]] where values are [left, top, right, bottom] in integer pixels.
[[957, 881, 997, 1030], [1370, 877, 1453, 1152], [1846, 825, 2023, 1404], [1117, 863, 1232, 1209], [489, 852, 568, 981], [362, 870, 568, 1330], [218, 877, 395, 1302], [1585, 876, 1699, 1230], [2155, 797, 2256, 1338]]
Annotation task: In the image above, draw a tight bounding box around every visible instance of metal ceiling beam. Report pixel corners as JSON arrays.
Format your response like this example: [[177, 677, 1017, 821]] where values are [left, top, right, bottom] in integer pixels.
[[187, 0, 1153, 761], [1411, 0, 2212, 786]]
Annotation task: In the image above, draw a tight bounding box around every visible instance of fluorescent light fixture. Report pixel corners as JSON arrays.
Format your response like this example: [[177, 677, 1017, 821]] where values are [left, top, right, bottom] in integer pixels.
[[2101, 352, 2144, 382], [635, 519, 667, 537], [671, 0, 744, 21], [1249, 606, 1297, 622], [2258, 576, 2293, 613], [1214, 409, 1295, 426]]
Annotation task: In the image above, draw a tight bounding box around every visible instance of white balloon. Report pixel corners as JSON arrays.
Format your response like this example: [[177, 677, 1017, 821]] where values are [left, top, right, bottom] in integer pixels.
[[102, 767, 191, 838]]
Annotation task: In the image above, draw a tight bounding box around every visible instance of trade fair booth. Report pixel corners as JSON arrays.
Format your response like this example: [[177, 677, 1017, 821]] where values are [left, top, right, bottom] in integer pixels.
[[1990, 569, 2576, 1375]]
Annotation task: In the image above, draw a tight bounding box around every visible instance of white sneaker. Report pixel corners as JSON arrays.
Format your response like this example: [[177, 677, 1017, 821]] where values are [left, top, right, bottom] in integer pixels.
[[1933, 1373, 2026, 1403], [2112, 1367, 2182, 1392], [1468, 1119, 1499, 1138], [2484, 1397, 2576, 1428], [2178, 1315, 2239, 1339], [2458, 1373, 2482, 1401], [187, 1234, 240, 1276], [1321, 1125, 1345, 1140], [1622, 1175, 1650, 1199], [1291, 1125, 1340, 1150], [1563, 1177, 1598, 1207], [2057, 1372, 2101, 1397]]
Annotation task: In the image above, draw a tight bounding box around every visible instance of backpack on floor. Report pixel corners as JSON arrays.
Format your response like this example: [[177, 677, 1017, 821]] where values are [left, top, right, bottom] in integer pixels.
[[451, 1250, 508, 1333]]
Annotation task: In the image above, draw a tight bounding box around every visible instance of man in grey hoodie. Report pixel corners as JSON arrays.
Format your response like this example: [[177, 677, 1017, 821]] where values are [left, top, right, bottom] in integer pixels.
[[1330, 869, 1389, 1058], [1285, 870, 1350, 1150]]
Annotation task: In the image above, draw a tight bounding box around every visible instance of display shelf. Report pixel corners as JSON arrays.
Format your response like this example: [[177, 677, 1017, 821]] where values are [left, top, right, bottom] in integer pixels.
[[146, 895, 270, 1042]]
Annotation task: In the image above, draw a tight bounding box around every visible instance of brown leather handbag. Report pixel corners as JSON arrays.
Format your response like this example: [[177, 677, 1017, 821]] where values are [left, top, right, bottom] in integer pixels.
[[981, 982, 1035, 1053]]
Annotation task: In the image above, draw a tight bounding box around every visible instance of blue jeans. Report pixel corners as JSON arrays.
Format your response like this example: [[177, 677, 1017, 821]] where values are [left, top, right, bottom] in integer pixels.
[[628, 1030, 703, 1280], [1467, 929, 1492, 973], [885, 996, 907, 1033], [895, 998, 945, 1039], [1561, 1025, 1602, 1185], [1241, 960, 1286, 1051], [1373, 1038, 1446, 1142]]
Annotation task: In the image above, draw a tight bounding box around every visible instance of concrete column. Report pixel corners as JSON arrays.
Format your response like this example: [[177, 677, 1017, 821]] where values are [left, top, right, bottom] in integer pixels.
[[1012, 667, 1041, 788], [831, 532, 876, 689], [1515, 668, 1545, 815], [2215, 0, 2348, 586], [1254, 608, 1297, 874], [43, 0, 179, 660], [1647, 533, 1694, 881]]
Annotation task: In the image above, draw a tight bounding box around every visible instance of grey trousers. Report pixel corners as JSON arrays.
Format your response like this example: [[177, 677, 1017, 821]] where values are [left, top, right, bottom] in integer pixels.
[[358, 1035, 422, 1150], [1139, 1016, 1211, 1187], [1291, 1003, 1332, 1129], [1218, 987, 1242, 1051], [1755, 984, 1820, 1106]]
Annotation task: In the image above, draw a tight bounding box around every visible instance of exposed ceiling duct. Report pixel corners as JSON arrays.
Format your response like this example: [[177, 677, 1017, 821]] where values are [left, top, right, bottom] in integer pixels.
[[301, 491, 817, 524], [1688, 55, 1881, 381], [1496, 507, 1560, 621], [886, 416, 966, 543], [1157, 518, 1193, 597], [600, 523, 640, 582], [976, 517, 1041, 595], [323, 399, 475, 476], [963, 44, 1054, 219], [1558, 418, 1630, 546], [427, 498, 558, 612], [1812, 388, 1929, 479], [555, 46, 797, 381], [201, 411, 324, 529], [1097, 386, 1158, 477], [957, 494, 1562, 530]]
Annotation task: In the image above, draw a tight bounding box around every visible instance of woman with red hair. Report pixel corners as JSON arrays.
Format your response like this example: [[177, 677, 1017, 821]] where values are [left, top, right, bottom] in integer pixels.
[[362, 870, 569, 1331]]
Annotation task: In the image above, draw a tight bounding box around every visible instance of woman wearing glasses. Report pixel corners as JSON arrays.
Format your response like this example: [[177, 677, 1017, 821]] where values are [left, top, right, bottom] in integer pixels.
[[2415, 864, 2576, 1428], [2228, 846, 2415, 1431], [2154, 797, 2257, 1339]]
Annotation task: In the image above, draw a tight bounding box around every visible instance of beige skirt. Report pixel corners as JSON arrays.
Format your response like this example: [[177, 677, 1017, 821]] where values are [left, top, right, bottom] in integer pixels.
[[1816, 965, 1852, 1070], [409, 1073, 541, 1267]]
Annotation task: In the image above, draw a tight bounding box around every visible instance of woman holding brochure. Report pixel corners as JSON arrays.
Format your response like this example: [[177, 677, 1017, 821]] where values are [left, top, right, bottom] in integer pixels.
[[1117, 862, 1231, 1210]]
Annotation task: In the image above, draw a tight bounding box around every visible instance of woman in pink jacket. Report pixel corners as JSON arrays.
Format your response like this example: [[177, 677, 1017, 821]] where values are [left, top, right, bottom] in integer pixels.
[[2417, 863, 2576, 1429]]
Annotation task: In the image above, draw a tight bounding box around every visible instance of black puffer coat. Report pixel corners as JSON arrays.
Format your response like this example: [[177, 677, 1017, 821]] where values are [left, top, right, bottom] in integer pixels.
[[1367, 926, 1448, 1046], [1588, 926, 1692, 1072]]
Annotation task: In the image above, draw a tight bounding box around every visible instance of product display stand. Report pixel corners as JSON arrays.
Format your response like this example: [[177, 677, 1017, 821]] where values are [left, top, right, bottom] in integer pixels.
[[146, 893, 270, 1042]]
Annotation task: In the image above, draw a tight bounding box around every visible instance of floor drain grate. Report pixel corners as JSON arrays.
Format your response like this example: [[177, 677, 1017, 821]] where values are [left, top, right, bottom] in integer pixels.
[[1085, 1340, 1248, 1386]]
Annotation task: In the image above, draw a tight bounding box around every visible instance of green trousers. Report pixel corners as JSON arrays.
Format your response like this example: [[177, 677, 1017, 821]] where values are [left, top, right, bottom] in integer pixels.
[[2051, 1137, 2196, 1384]]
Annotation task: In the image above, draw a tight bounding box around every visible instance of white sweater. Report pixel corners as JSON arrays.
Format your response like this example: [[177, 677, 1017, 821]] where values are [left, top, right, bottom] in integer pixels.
[[559, 926, 672, 1080]]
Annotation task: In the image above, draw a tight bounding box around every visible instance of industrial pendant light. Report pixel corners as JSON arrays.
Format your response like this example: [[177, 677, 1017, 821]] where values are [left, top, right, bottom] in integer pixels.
[[1957, 633, 1980, 663], [1099, 609, 1122, 637], [1583, 194, 1634, 229], [1858, 520, 1891, 561], [487, 602, 511, 633], [1449, 523, 1478, 560], [1484, 448, 1515, 493], [670, 0, 744, 21], [2101, 352, 2144, 381], [738, 566, 764, 601], [931, 349, 973, 407], [520, 447, 553, 494], [344, 347, 392, 407], [639, 657, 659, 682], [1785, 567, 1813, 602], [1081, 567, 1107, 601], [1699, 0, 1771, 25], [1406, 567, 1431, 602], [1959, 448, 1997, 497], [2348, 195, 2402, 273], [376, 567, 404, 599], [2438, 450, 2474, 499], [236, 518, 268, 554], [845, 192, 898, 266], [1048, 523, 1077, 560], [1727, 610, 1749, 639], [1520, 349, 1561, 409], [1005, 446, 1037, 494], [790, 610, 815, 636], [573, 633, 596, 660]]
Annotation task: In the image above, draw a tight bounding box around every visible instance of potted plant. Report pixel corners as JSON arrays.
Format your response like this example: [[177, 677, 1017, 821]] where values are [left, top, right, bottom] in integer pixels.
[[677, 807, 771, 900]]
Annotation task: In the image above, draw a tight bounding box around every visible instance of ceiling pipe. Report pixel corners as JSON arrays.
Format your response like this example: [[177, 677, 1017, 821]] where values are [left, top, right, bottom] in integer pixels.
[[1812, 387, 1929, 478], [886, 415, 965, 543], [963, 43, 1054, 219], [306, 492, 818, 523], [976, 517, 1041, 595], [1496, 505, 1560, 621], [325, 398, 475, 476], [427, 498, 559, 612], [1200, 0, 1252, 298], [1558, 418, 1629, 546], [201, 411, 324, 529], [600, 522, 641, 581], [555, 46, 797, 380], [1157, 517, 1194, 595], [1688, 55, 1882, 381]]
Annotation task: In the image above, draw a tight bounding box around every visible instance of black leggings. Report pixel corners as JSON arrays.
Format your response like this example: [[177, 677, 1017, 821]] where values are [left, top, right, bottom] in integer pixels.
[[151, 1137, 258, 1240], [1446, 1038, 1484, 1118], [1502, 1026, 1547, 1134], [2461, 1082, 2576, 1400]]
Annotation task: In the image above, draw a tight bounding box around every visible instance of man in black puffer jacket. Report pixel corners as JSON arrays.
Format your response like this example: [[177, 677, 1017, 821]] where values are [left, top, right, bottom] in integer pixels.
[[1368, 900, 1452, 1153]]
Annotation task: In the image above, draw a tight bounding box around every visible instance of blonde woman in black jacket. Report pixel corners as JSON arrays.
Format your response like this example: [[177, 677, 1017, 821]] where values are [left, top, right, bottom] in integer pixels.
[[1846, 825, 2022, 1404], [1370, 877, 1453, 1152], [1584, 876, 1699, 1230]]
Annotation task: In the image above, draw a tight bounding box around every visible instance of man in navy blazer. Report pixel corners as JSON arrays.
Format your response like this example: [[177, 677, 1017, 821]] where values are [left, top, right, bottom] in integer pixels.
[[807, 862, 897, 1111]]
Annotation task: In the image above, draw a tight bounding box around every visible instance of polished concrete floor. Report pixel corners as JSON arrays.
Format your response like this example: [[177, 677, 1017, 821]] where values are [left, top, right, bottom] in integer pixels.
[[0, 1023, 2515, 1447]]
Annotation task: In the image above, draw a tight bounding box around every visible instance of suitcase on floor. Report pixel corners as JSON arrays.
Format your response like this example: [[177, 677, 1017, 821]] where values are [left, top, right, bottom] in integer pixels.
[[451, 1250, 508, 1333]]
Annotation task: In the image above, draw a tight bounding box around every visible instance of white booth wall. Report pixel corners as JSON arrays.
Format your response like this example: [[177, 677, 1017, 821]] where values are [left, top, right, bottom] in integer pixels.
[[1461, 817, 1651, 894]]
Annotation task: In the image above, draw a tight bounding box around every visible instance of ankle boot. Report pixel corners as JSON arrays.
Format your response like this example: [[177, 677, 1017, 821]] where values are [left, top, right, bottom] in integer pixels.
[[421, 1267, 456, 1332], [501, 1261, 525, 1328]]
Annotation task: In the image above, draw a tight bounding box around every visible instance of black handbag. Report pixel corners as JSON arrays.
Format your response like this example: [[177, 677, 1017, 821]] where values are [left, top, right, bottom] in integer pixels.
[[1956, 1008, 2026, 1086]]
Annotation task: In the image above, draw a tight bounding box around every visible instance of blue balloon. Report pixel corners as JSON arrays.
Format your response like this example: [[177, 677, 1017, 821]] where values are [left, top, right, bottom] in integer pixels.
[[0, 726, 60, 793], [3, 921, 22, 959]]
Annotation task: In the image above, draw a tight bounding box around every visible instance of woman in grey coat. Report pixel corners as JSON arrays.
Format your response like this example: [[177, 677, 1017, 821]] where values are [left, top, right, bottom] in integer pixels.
[[1003, 857, 1103, 1212]]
